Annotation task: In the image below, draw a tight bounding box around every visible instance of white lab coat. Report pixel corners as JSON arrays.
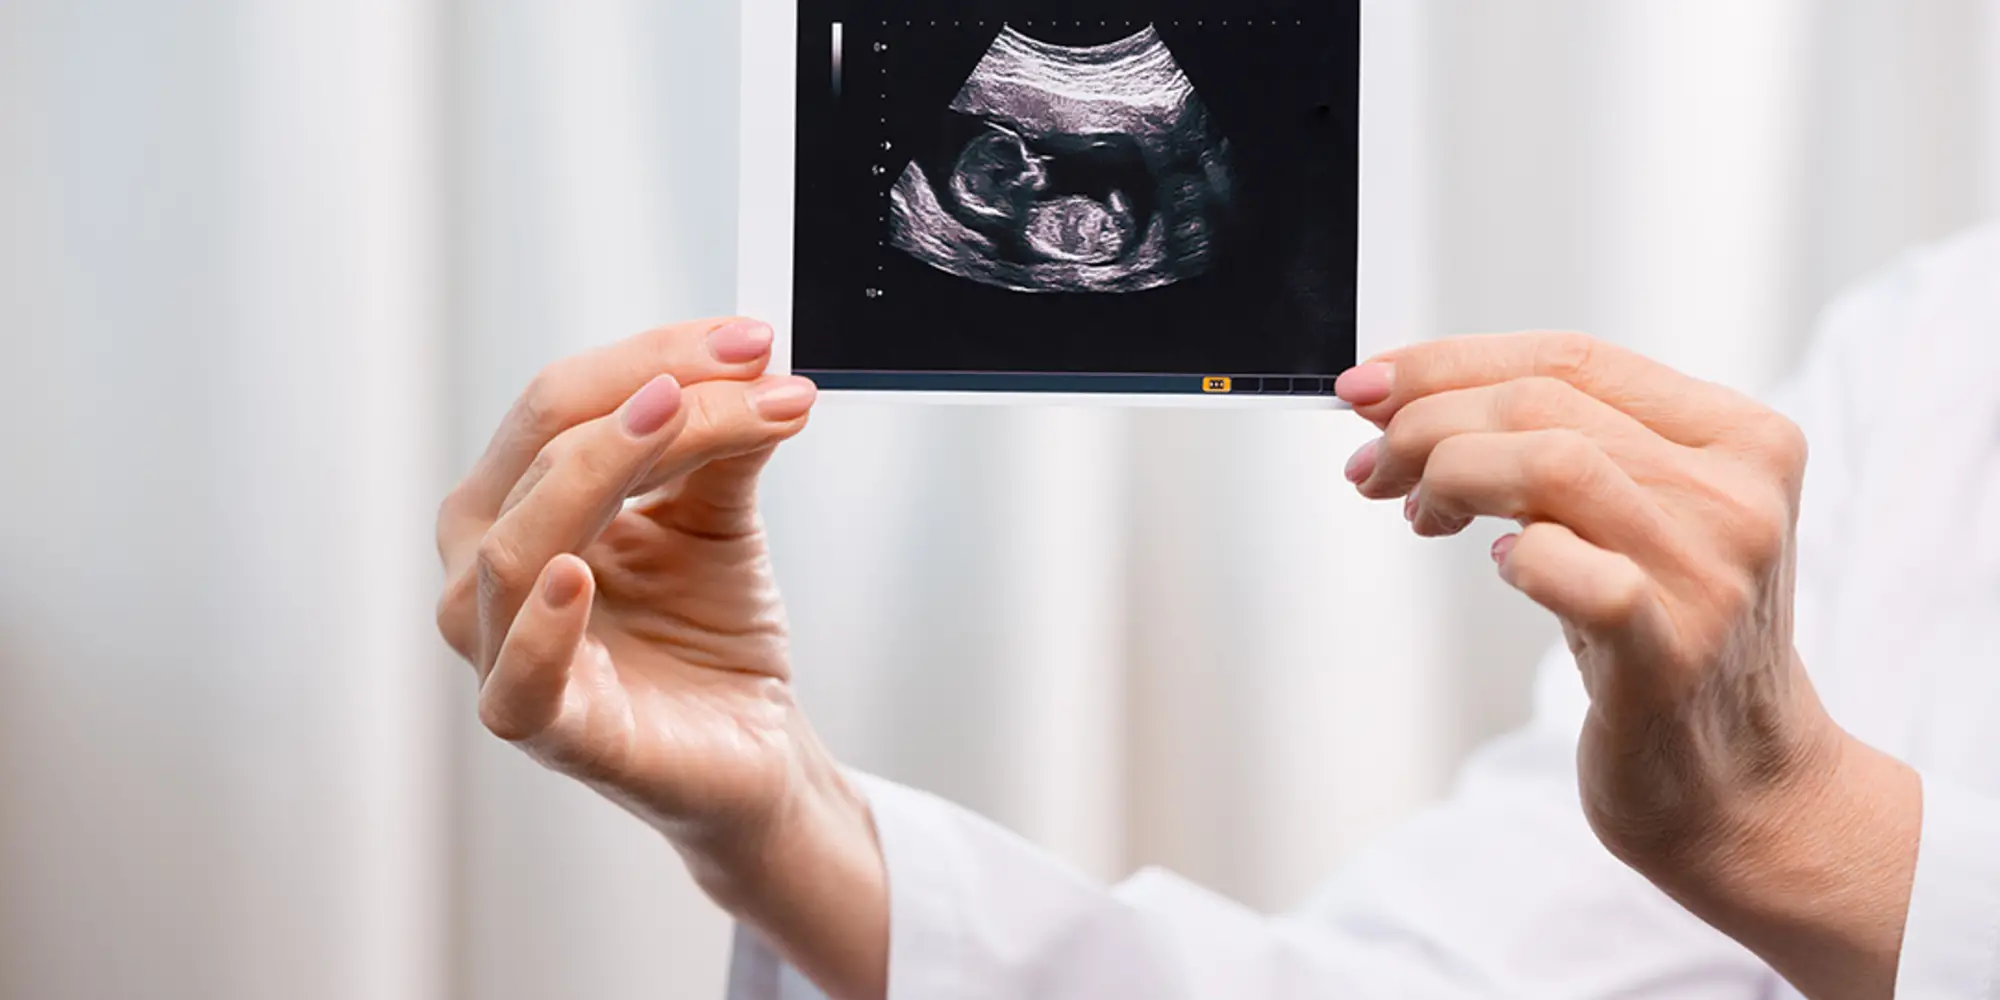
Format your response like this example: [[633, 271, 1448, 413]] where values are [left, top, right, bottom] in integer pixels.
[[729, 225, 2000, 999]]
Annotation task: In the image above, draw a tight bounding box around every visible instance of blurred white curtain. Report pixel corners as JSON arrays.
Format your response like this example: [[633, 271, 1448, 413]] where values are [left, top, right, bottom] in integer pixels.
[[2, 2, 1995, 999], [0, 1, 450, 998]]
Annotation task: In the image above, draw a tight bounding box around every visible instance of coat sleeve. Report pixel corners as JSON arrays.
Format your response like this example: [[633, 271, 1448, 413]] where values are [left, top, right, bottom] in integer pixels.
[[1758, 232, 2000, 999], [724, 685, 1774, 1000], [1895, 774, 2000, 999]]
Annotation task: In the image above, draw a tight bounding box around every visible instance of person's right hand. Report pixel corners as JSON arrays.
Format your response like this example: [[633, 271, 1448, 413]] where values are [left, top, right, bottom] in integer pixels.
[[433, 318, 888, 1000], [1336, 333, 1919, 1000]]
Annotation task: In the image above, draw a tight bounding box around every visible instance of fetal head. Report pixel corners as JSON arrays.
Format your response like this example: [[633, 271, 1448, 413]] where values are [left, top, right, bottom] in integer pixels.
[[949, 127, 1046, 225], [1023, 192, 1136, 264]]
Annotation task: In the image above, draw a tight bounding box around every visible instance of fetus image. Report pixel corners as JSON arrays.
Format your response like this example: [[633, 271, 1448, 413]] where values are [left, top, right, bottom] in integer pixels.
[[888, 25, 1237, 294]]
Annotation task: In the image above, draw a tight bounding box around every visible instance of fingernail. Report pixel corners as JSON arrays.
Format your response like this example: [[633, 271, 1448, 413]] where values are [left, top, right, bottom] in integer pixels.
[[1403, 488, 1420, 523], [1344, 438, 1380, 484], [1335, 363, 1395, 406], [748, 376, 818, 421], [1491, 533, 1519, 565], [708, 320, 774, 364], [543, 560, 586, 608], [622, 375, 683, 437]]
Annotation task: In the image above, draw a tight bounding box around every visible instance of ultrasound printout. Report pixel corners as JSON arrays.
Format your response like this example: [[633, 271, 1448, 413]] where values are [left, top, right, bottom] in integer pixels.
[[789, 1, 1359, 396], [888, 25, 1232, 295]]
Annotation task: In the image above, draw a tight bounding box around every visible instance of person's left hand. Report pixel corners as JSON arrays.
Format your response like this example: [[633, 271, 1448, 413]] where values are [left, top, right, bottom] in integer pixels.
[[432, 317, 848, 856], [433, 317, 890, 999], [1334, 332, 1920, 1000]]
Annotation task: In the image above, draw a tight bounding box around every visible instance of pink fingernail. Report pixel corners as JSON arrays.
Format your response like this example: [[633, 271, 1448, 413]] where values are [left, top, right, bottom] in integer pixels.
[[1344, 439, 1380, 484], [622, 375, 683, 436], [748, 376, 818, 421], [1335, 363, 1395, 406], [1403, 488, 1420, 522], [708, 320, 774, 364], [1491, 533, 1519, 565]]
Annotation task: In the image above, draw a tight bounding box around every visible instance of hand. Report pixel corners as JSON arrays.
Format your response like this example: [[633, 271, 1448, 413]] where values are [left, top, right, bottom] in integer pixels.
[[1336, 333, 1920, 1000], [434, 318, 888, 1000]]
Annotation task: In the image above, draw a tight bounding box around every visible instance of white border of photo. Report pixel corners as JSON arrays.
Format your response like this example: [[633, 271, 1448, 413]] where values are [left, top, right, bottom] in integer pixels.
[[736, 0, 1350, 409]]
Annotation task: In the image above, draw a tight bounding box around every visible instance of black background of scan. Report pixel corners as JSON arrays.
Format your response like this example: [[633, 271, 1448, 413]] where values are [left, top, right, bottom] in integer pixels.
[[790, 0, 1358, 380]]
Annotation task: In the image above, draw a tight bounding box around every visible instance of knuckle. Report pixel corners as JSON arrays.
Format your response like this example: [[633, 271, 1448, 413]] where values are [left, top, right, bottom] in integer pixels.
[[1525, 430, 1599, 494], [436, 484, 463, 524], [474, 533, 531, 603], [522, 442, 563, 485], [498, 448, 557, 516], [477, 693, 530, 743], [679, 387, 726, 447], [1601, 559, 1652, 621], [1420, 434, 1480, 491], [1758, 411, 1810, 473], [1428, 431, 1479, 468], [679, 385, 764, 463], [1702, 456, 1795, 564], [1732, 494, 1794, 567], [547, 430, 620, 491], [1380, 403, 1434, 466], [520, 429, 626, 503], [1496, 376, 1569, 429], [516, 363, 577, 439], [1417, 437, 1490, 519], [645, 317, 713, 356], [434, 489, 467, 560], [435, 573, 479, 659], [1532, 331, 1599, 383]]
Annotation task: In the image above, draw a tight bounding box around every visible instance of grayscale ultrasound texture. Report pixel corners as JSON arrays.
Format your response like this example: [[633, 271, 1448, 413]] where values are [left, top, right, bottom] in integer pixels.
[[888, 26, 1236, 294]]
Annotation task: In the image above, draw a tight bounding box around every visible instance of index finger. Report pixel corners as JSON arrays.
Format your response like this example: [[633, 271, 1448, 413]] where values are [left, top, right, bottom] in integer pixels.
[[438, 316, 775, 561], [1335, 331, 1758, 448]]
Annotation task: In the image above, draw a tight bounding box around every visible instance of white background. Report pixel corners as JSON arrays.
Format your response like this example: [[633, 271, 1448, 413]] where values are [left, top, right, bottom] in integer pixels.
[[1, 2, 1996, 998]]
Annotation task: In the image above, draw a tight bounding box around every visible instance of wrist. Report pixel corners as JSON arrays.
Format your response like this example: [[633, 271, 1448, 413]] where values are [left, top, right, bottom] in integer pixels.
[[1655, 727, 1921, 1000], [680, 743, 877, 912], [677, 736, 889, 1000]]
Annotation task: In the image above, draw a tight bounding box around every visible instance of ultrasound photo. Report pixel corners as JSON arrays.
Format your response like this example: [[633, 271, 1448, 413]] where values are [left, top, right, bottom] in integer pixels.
[[791, 1, 1358, 395], [888, 25, 1234, 295]]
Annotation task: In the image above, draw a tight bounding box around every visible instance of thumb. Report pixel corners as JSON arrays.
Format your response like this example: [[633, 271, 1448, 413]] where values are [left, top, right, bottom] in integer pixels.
[[479, 553, 594, 742], [654, 446, 780, 538]]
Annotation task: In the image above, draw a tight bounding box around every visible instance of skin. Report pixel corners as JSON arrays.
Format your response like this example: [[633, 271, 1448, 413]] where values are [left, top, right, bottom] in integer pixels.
[[435, 323, 1921, 1000]]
